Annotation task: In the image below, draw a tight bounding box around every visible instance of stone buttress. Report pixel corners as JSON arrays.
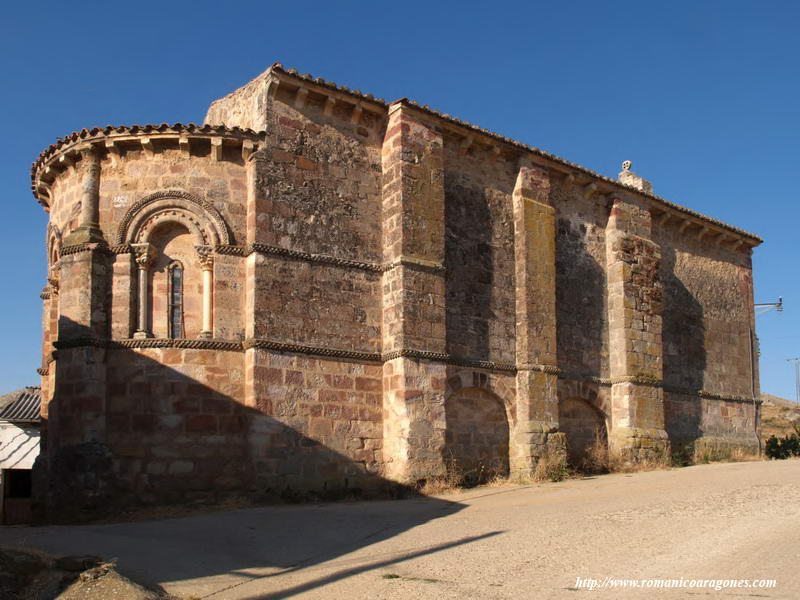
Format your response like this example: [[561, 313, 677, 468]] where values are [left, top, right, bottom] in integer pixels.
[[380, 103, 448, 484], [605, 195, 670, 460], [511, 159, 564, 477]]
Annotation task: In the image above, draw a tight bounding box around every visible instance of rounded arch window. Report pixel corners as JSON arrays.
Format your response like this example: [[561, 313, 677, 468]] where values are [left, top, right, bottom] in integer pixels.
[[167, 260, 184, 339]]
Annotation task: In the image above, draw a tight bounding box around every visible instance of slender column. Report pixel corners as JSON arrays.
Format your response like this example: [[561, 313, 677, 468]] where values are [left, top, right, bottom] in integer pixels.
[[197, 245, 214, 339], [132, 244, 154, 338], [80, 148, 100, 227], [64, 145, 105, 245]]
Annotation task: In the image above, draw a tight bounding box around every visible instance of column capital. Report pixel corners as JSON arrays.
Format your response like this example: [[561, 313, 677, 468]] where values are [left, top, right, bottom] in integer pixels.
[[196, 245, 214, 270], [194, 246, 214, 271], [131, 243, 156, 268]]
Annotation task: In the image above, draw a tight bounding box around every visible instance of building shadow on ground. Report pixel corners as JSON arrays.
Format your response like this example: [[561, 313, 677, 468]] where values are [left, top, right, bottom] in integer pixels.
[[17, 316, 491, 597]]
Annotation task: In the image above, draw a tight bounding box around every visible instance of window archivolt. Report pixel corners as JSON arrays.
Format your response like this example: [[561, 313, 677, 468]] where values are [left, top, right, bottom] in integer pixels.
[[116, 190, 230, 247]]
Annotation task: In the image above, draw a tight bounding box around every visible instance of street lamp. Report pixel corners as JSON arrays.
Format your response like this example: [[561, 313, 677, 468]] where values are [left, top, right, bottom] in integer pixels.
[[755, 297, 783, 316]]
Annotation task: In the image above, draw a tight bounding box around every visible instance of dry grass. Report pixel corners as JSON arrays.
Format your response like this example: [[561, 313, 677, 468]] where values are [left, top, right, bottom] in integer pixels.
[[418, 456, 519, 495], [533, 453, 569, 482], [761, 395, 800, 438], [483, 474, 517, 488], [417, 466, 463, 496], [578, 428, 670, 474], [693, 437, 761, 464], [419, 428, 764, 498]]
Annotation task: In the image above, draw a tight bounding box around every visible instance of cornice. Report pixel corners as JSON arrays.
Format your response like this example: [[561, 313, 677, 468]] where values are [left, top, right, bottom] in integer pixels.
[[59, 242, 112, 257], [248, 243, 446, 274], [30, 63, 761, 244], [215, 244, 246, 256], [268, 63, 760, 245], [244, 338, 382, 362], [248, 243, 383, 272], [31, 123, 264, 208], [518, 363, 562, 375], [43, 336, 767, 403], [267, 63, 388, 109], [667, 387, 762, 405], [556, 372, 760, 404], [53, 337, 244, 352]]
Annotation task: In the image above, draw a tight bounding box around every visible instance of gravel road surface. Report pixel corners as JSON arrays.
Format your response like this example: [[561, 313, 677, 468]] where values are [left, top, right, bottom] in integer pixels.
[[4, 460, 798, 599]]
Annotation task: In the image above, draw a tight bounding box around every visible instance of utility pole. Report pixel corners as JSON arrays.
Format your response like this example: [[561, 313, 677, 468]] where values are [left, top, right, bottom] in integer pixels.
[[788, 358, 800, 404]]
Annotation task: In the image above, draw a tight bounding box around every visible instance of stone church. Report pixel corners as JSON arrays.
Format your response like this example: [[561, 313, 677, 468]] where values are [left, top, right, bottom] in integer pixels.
[[31, 63, 762, 517]]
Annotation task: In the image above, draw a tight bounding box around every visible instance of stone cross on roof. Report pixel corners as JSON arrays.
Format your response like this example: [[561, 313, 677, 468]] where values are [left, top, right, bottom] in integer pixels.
[[618, 160, 652, 194]]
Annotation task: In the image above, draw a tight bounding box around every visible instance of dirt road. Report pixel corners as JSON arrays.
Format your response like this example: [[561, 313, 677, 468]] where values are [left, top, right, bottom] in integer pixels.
[[4, 460, 799, 599]]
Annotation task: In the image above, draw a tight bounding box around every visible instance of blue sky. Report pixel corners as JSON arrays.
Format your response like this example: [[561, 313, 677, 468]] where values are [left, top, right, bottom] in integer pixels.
[[0, 1, 797, 398]]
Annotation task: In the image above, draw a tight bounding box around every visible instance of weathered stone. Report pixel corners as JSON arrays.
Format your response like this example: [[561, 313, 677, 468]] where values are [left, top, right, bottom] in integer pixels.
[[31, 64, 762, 517]]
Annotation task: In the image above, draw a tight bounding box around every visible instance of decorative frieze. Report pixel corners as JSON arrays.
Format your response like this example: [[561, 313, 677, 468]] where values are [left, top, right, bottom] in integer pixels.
[[247, 243, 383, 272], [245, 338, 382, 362]]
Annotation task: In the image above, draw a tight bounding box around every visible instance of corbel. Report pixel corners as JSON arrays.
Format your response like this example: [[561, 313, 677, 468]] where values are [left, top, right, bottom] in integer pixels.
[[141, 137, 155, 157], [459, 135, 473, 156], [563, 172, 576, 185], [323, 96, 336, 116], [104, 140, 121, 167], [211, 137, 224, 161], [582, 182, 598, 199], [47, 276, 59, 294], [179, 135, 190, 156], [241, 139, 255, 162], [294, 87, 309, 109], [715, 232, 729, 247], [350, 104, 363, 125], [58, 153, 75, 171], [36, 181, 52, 201], [265, 75, 281, 99], [730, 239, 743, 251], [679, 219, 692, 235], [491, 146, 501, 158], [66, 151, 80, 172], [697, 226, 709, 242], [658, 212, 672, 227]]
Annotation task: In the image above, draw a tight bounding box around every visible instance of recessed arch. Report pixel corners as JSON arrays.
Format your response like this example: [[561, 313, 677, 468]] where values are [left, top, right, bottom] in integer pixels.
[[558, 397, 608, 470], [47, 223, 62, 265], [444, 386, 510, 485], [116, 189, 230, 246]]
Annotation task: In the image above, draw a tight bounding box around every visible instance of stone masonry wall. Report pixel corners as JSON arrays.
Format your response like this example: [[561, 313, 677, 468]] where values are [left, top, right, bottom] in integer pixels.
[[98, 145, 248, 245], [653, 223, 755, 397], [105, 347, 248, 505], [245, 349, 384, 491], [442, 136, 517, 365], [552, 180, 610, 378], [653, 220, 758, 450], [246, 85, 383, 262], [250, 255, 382, 352]]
